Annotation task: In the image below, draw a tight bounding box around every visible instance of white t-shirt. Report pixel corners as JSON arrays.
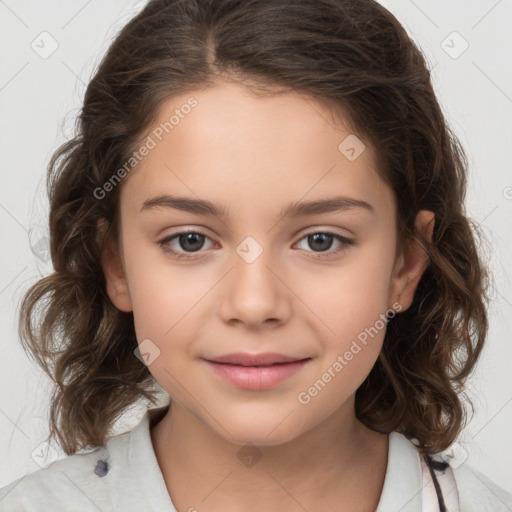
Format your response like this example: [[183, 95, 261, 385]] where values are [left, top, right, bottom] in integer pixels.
[[1, 405, 511, 511]]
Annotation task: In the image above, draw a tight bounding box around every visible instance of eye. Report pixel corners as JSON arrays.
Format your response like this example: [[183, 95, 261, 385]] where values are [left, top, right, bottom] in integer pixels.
[[157, 229, 354, 260], [157, 229, 215, 260], [295, 231, 353, 259]]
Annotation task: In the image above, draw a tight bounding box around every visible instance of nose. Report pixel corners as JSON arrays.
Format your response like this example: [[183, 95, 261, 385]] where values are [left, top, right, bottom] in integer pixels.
[[218, 241, 292, 329]]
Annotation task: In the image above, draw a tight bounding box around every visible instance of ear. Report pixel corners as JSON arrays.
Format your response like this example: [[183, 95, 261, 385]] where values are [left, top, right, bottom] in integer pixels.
[[388, 210, 435, 312], [97, 219, 133, 313]]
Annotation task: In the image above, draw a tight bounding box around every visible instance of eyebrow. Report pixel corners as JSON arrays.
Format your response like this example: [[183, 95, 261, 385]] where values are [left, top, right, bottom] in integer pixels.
[[140, 194, 374, 218]]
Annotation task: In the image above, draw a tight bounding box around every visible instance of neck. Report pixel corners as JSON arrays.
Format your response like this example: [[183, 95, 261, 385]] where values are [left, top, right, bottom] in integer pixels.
[[150, 399, 389, 512]]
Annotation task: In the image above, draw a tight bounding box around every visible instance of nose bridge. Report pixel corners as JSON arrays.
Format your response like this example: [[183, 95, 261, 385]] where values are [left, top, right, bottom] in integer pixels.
[[218, 233, 290, 326], [232, 233, 278, 297]]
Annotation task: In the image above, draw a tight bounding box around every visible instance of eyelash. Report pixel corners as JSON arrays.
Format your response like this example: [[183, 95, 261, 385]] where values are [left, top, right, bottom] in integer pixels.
[[157, 229, 354, 260]]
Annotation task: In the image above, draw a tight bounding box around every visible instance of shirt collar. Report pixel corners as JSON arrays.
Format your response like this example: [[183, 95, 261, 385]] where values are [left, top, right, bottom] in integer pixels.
[[129, 406, 424, 511], [126, 405, 176, 510], [376, 431, 423, 511]]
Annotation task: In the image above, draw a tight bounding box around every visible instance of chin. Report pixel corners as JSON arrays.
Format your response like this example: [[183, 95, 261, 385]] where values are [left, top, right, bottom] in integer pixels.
[[214, 415, 302, 448], [229, 431, 296, 448]]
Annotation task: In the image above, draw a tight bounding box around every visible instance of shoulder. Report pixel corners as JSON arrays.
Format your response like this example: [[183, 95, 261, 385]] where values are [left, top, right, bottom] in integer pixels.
[[0, 434, 128, 512], [387, 432, 512, 512], [452, 464, 512, 511], [0, 405, 172, 512]]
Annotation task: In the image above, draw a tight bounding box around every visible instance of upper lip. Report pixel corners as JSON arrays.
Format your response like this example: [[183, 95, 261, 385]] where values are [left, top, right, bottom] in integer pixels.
[[205, 352, 310, 366]]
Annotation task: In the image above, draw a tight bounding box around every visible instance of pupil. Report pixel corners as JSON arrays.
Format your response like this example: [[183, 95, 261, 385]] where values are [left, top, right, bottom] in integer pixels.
[[309, 233, 332, 252], [180, 233, 204, 252]]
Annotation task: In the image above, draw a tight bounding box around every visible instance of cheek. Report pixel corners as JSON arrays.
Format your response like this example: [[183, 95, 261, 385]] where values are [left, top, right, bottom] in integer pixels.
[[124, 242, 214, 347], [295, 239, 395, 385], [125, 256, 208, 390], [303, 241, 395, 337]]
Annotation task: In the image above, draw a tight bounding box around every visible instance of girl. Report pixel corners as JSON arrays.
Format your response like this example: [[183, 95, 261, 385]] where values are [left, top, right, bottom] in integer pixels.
[[1, 0, 511, 510]]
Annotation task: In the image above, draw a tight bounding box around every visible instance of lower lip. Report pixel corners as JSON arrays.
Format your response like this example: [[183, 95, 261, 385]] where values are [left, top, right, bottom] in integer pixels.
[[204, 359, 310, 390]]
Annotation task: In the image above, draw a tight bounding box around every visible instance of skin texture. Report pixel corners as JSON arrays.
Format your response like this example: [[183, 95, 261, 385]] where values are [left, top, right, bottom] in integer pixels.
[[101, 79, 435, 512]]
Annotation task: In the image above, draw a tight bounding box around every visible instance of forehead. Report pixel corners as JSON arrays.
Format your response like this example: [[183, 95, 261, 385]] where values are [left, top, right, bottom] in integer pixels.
[[120, 81, 394, 220]]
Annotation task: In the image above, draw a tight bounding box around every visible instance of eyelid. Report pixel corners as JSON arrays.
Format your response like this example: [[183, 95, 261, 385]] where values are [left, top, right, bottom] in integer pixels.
[[294, 225, 353, 239], [157, 229, 216, 260]]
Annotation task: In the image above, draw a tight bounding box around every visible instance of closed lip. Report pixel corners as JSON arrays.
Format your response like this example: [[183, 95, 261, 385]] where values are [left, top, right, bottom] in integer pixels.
[[204, 352, 310, 366]]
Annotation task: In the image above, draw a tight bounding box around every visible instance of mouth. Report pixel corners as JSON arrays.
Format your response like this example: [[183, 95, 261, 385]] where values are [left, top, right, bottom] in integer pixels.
[[203, 356, 312, 390], [205, 352, 310, 366]]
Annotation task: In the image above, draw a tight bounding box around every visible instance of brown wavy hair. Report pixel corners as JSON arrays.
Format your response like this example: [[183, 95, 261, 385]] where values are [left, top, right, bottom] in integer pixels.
[[18, 0, 490, 455]]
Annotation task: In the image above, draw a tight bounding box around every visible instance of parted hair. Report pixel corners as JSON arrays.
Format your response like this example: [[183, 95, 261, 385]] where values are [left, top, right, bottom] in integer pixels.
[[18, 0, 490, 455]]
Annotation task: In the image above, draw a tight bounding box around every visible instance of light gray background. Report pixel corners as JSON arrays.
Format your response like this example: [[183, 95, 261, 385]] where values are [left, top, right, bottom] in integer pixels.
[[1, 0, 511, 495]]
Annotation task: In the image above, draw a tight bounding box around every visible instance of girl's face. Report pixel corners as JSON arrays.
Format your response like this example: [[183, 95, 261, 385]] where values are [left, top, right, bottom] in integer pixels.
[[102, 80, 432, 446]]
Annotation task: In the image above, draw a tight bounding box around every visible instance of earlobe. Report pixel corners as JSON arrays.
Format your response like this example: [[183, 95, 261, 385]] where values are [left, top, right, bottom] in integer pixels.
[[389, 210, 435, 312], [98, 221, 133, 313]]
